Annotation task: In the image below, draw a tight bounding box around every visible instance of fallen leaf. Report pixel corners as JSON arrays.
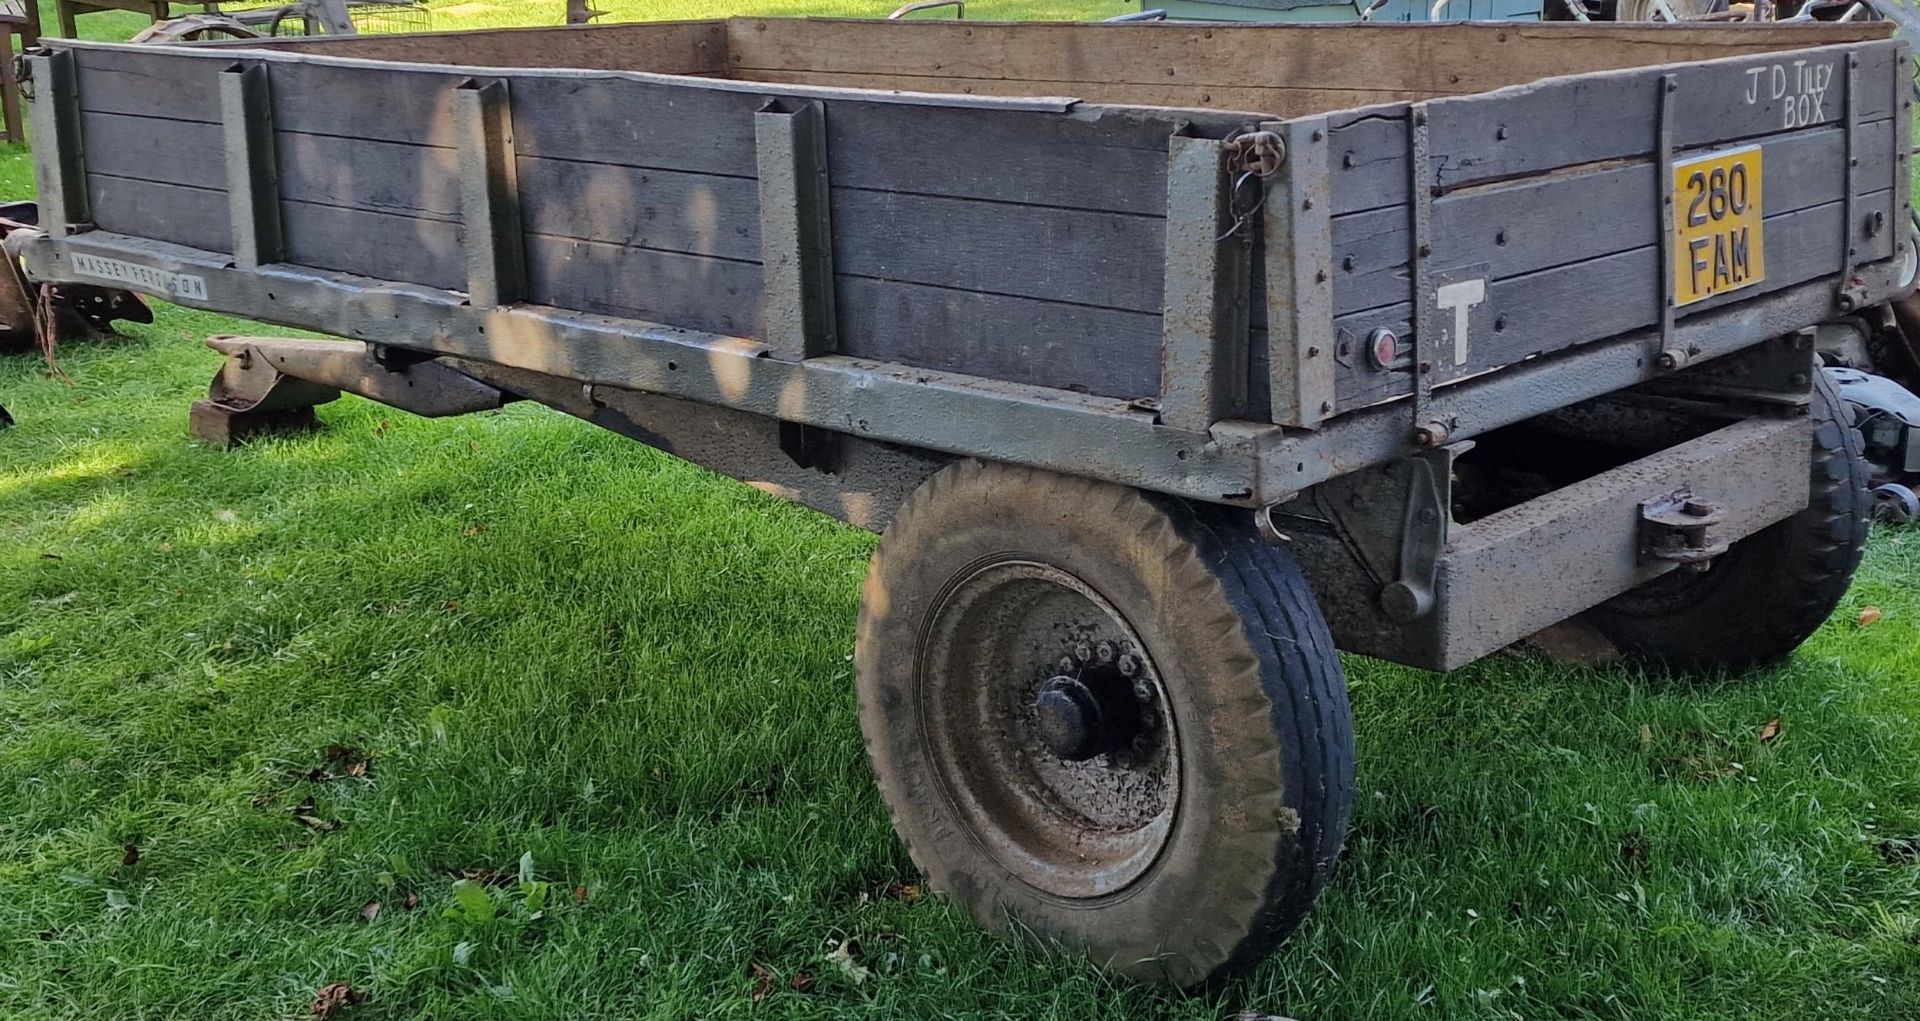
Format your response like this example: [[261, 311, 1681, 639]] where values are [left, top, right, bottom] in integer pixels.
[[38, 552, 62, 560], [360, 899, 381, 923], [401, 891, 420, 910], [1759, 718, 1782, 744], [120, 843, 139, 867], [1860, 606, 1884, 627], [573, 885, 588, 906], [788, 970, 814, 993], [440, 599, 460, 613], [374, 419, 391, 436], [881, 881, 923, 904], [750, 961, 776, 1002], [826, 939, 870, 986], [462, 524, 486, 537], [296, 815, 339, 832], [453, 867, 514, 887], [1638, 723, 1653, 750], [309, 982, 364, 1018]]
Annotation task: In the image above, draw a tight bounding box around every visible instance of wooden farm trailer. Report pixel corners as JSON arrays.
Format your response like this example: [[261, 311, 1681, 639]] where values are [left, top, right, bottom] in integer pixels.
[[9, 17, 1910, 986]]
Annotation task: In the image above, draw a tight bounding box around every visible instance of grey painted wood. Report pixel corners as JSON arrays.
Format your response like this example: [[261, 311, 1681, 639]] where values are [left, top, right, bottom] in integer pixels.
[[1330, 191, 1896, 409], [274, 133, 460, 222], [80, 112, 224, 186], [517, 156, 758, 260], [71, 46, 221, 122], [835, 275, 1162, 400], [523, 234, 764, 339], [279, 200, 463, 291], [87, 176, 228, 254], [1329, 39, 1899, 216], [1330, 118, 1895, 318]]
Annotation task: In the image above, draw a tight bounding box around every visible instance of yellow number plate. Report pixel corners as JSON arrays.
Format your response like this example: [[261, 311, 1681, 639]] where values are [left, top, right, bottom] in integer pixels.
[[1672, 145, 1765, 307]]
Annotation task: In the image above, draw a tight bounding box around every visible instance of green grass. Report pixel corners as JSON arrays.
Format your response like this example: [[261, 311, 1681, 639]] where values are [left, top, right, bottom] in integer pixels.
[[6, 4, 1920, 1020]]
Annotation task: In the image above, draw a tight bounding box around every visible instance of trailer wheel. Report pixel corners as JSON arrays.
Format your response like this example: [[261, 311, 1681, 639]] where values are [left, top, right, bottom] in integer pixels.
[[1586, 367, 1870, 670], [854, 461, 1352, 986]]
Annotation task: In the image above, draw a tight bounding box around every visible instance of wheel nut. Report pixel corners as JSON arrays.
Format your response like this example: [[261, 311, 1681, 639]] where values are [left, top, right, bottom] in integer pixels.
[[1073, 642, 1092, 662], [1095, 641, 1116, 662], [1117, 653, 1140, 677], [1132, 679, 1155, 701], [1058, 656, 1076, 673]]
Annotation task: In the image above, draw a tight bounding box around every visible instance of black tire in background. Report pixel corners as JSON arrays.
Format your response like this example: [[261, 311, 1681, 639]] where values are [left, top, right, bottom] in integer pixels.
[[1586, 367, 1871, 670], [854, 460, 1353, 986]]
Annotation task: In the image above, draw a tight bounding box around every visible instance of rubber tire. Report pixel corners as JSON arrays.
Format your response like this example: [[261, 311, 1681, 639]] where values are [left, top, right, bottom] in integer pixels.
[[1585, 367, 1870, 670], [855, 460, 1353, 986]]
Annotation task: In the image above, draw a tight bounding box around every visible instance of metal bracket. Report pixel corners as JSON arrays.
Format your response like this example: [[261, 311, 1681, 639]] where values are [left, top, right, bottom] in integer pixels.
[[755, 98, 837, 361], [1656, 74, 1677, 356], [455, 78, 526, 308], [1408, 103, 1436, 437], [1263, 117, 1335, 429], [1841, 51, 1862, 289], [1642, 329, 1817, 407], [1160, 132, 1251, 433], [220, 62, 283, 270], [1310, 443, 1465, 622], [1638, 489, 1728, 568]]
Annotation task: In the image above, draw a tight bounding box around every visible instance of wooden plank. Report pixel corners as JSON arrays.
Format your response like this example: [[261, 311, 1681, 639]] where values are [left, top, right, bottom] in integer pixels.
[[737, 68, 1427, 118], [1329, 191, 1897, 409], [79, 112, 224, 186], [1330, 118, 1895, 317], [523, 234, 764, 339], [71, 46, 222, 122], [516, 157, 759, 261], [87, 176, 229, 254], [274, 133, 460, 221], [504, 73, 759, 174], [831, 190, 1164, 313], [279, 200, 463, 291], [722, 19, 1888, 99], [220, 20, 728, 74], [1331, 39, 1898, 206], [835, 275, 1162, 400]]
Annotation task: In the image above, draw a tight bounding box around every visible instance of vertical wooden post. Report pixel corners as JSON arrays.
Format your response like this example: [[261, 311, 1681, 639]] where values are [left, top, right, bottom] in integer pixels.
[[220, 62, 282, 270], [755, 100, 836, 361], [28, 50, 88, 236], [455, 78, 524, 308], [1159, 134, 1249, 435], [1264, 117, 1336, 430]]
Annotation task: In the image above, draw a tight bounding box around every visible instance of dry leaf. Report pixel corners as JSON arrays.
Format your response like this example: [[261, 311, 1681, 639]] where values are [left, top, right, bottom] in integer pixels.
[[375, 419, 391, 436], [1859, 606, 1884, 627], [1759, 718, 1782, 744], [1638, 723, 1653, 749], [454, 867, 514, 887], [826, 939, 870, 985], [573, 885, 588, 906], [749, 961, 776, 1003], [295, 815, 339, 832], [462, 524, 486, 537], [120, 843, 140, 867], [788, 970, 814, 993], [360, 899, 381, 923], [401, 891, 420, 910], [1876, 836, 1920, 864], [309, 982, 365, 1018]]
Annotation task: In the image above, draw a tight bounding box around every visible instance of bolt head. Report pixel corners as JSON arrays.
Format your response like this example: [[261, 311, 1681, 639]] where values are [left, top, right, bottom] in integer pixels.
[[1117, 653, 1140, 677]]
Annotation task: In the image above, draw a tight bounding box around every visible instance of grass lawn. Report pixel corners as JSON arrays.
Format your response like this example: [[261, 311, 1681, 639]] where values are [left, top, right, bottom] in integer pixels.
[[5, 3, 1920, 1019]]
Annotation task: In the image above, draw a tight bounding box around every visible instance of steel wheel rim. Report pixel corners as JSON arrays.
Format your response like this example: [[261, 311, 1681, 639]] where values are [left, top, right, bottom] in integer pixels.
[[917, 558, 1180, 900]]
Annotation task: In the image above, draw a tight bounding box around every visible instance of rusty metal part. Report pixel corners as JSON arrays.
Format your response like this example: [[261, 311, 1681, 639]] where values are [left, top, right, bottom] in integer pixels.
[[189, 336, 509, 446], [917, 559, 1177, 899], [130, 14, 261, 43], [1638, 491, 1730, 568], [0, 202, 149, 355], [1224, 130, 1285, 178]]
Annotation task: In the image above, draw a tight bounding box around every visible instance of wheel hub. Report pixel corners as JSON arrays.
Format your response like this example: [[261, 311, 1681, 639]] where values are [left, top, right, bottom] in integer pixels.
[[1034, 671, 1146, 761]]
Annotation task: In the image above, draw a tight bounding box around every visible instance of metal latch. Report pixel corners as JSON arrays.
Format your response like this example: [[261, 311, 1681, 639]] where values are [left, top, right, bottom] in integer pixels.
[[1639, 491, 1728, 570]]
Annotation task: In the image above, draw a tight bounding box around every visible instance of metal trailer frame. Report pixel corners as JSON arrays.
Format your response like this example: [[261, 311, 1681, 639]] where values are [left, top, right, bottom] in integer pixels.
[[8, 19, 1912, 671]]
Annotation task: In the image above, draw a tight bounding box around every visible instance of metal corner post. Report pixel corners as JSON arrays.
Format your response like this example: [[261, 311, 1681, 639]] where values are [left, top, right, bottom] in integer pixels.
[[1160, 133, 1250, 434], [755, 99, 837, 361], [220, 62, 283, 270], [1263, 117, 1335, 430], [455, 78, 526, 309], [28, 50, 89, 236]]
